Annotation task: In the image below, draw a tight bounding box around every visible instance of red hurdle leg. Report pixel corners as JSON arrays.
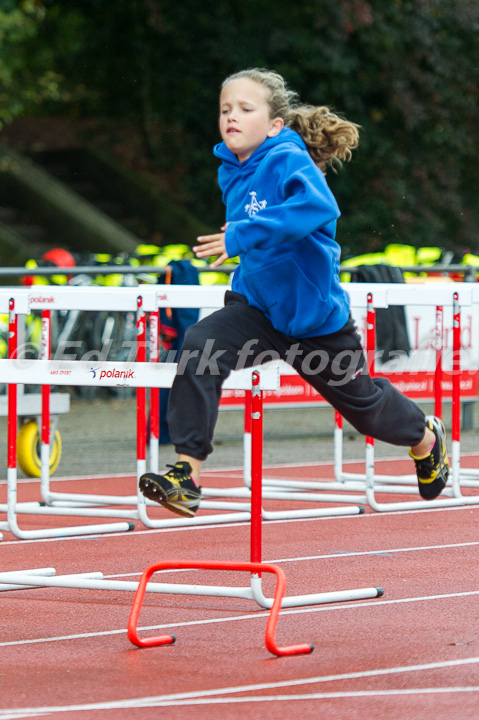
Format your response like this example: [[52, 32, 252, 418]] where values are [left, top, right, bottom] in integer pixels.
[[250, 371, 263, 565], [127, 370, 313, 657], [365, 293, 375, 489], [452, 292, 461, 446], [127, 559, 313, 656], [7, 299, 17, 476], [434, 305, 444, 420], [136, 296, 147, 476], [148, 308, 160, 473]]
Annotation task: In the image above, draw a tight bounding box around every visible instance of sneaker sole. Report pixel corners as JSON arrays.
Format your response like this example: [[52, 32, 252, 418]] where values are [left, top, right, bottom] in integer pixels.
[[139, 475, 200, 518], [418, 417, 449, 501]]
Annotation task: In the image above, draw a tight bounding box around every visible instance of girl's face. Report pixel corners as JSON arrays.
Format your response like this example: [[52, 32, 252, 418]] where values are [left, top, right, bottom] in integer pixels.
[[219, 78, 284, 162]]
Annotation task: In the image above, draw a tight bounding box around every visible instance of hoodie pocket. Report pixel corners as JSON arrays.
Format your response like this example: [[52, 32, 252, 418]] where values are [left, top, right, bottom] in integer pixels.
[[245, 254, 333, 337]]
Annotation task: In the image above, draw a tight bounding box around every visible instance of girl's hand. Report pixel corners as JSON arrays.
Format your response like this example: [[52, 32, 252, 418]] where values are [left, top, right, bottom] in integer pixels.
[[193, 224, 230, 268]]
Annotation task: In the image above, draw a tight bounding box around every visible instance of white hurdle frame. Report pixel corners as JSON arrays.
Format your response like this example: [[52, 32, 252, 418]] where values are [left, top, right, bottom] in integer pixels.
[[259, 283, 479, 511], [1, 285, 364, 537], [0, 297, 135, 540], [0, 300, 284, 539], [3, 282, 478, 536], [0, 370, 383, 630], [447, 291, 479, 501], [39, 294, 256, 529], [2, 287, 261, 533], [342, 286, 479, 510]]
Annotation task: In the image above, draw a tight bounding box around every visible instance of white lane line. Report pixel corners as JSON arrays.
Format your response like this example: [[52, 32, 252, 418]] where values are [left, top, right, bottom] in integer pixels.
[[90, 686, 479, 708], [272, 539, 479, 564], [95, 538, 479, 569], [78, 686, 479, 708], [6, 451, 479, 486], [3, 689, 479, 718], [2, 500, 479, 547], [8, 450, 479, 479], [1, 657, 479, 716], [1, 587, 479, 649]]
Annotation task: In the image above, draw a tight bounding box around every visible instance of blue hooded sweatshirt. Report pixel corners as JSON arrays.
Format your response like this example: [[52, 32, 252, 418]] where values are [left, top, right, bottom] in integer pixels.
[[214, 127, 351, 338]]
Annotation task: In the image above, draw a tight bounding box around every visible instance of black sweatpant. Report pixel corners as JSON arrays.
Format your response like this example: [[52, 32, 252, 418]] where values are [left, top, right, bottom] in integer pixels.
[[168, 291, 426, 461]]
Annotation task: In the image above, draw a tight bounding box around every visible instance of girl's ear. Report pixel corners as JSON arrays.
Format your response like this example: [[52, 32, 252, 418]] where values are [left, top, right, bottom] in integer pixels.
[[267, 117, 284, 138]]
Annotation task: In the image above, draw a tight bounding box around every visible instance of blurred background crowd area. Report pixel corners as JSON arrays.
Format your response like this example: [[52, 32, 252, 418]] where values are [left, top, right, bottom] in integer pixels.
[[0, 0, 478, 274], [2, 0, 479, 477], [1, 0, 479, 372]]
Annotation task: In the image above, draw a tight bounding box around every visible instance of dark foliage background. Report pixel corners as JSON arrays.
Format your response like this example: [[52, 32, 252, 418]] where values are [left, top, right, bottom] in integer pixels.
[[1, 0, 479, 256]]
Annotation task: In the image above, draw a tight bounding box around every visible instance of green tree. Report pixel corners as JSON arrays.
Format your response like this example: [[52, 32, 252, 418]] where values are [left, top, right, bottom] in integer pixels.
[[0, 0, 64, 130], [2, 0, 478, 254], [337, 0, 479, 253]]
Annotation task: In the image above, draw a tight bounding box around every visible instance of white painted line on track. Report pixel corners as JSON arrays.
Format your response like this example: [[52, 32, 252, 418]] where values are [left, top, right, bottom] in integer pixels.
[[105, 686, 479, 708], [1, 587, 479, 649], [7, 450, 479, 485], [2, 499, 479, 546], [1, 657, 479, 717], [0, 472, 136, 486], [272, 539, 479, 564]]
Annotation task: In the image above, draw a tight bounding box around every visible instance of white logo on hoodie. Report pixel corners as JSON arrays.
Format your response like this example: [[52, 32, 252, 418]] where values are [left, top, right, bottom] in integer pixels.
[[245, 191, 267, 218]]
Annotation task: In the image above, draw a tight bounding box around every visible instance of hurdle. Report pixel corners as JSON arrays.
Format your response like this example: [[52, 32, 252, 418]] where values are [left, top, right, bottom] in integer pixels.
[[4, 282, 477, 530], [0, 370, 383, 657], [134, 295, 363, 528], [43, 294, 255, 529], [0, 303, 283, 538], [1, 285, 364, 534], [0, 297, 137, 540], [338, 286, 479, 511], [447, 291, 479, 501], [5, 286, 261, 532], [259, 283, 479, 512]]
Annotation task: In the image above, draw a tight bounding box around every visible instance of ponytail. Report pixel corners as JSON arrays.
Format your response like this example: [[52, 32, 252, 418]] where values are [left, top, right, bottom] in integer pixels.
[[221, 68, 360, 173], [287, 105, 360, 173]]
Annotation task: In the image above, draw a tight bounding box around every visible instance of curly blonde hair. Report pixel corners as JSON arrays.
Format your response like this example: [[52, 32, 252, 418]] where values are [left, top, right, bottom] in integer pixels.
[[221, 68, 360, 173]]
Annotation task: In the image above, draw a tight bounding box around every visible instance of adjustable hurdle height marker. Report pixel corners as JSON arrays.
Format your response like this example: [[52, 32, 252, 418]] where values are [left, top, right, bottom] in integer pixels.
[[451, 292, 461, 490], [364, 293, 375, 492], [40, 309, 52, 503], [250, 371, 263, 566], [1, 298, 17, 536], [136, 295, 147, 482], [435, 305, 444, 420], [149, 307, 160, 474], [243, 388, 252, 488]]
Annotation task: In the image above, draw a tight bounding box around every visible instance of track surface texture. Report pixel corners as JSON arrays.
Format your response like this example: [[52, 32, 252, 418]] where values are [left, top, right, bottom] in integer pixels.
[[2, 449, 479, 720]]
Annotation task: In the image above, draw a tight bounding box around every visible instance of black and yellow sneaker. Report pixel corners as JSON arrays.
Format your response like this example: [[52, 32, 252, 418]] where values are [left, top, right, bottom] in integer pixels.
[[410, 416, 449, 500], [139, 461, 201, 518]]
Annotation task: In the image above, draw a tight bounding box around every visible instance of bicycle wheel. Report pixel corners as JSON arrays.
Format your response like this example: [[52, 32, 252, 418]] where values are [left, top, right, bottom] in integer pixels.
[[17, 420, 62, 478], [90, 311, 126, 359]]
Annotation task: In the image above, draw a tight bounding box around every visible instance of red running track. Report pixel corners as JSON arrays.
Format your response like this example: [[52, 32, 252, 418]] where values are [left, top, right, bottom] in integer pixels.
[[1, 455, 479, 719]]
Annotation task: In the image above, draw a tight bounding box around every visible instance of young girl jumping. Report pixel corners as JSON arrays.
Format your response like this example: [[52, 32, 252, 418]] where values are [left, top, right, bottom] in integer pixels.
[[139, 68, 449, 517]]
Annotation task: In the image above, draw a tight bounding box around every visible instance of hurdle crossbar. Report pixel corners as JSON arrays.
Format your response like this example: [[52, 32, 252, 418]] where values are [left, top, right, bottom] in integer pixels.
[[1, 370, 383, 657]]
